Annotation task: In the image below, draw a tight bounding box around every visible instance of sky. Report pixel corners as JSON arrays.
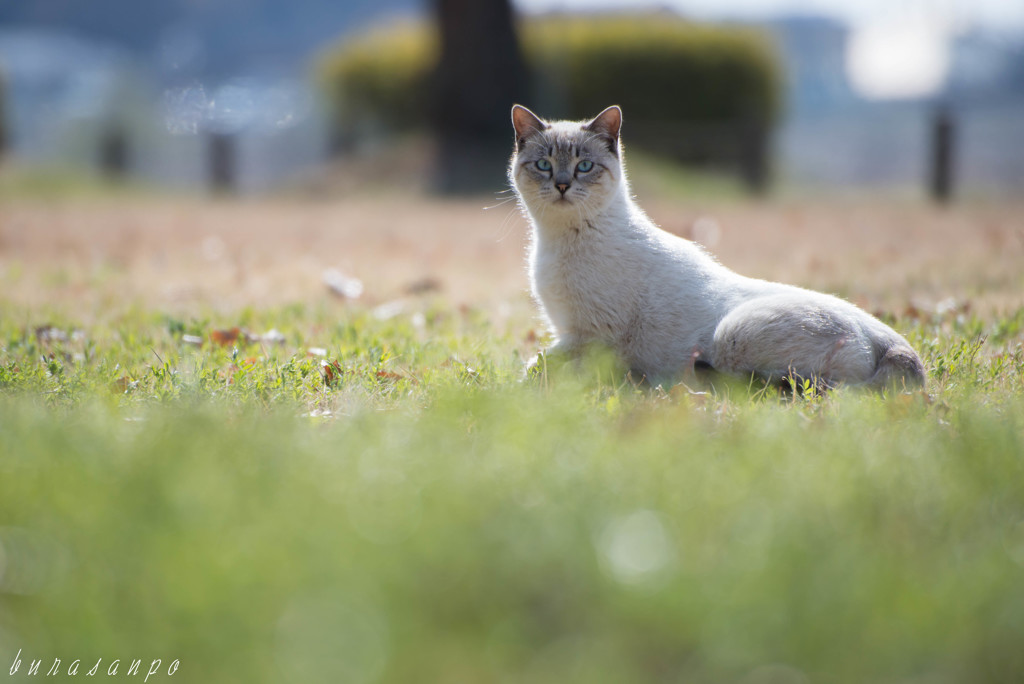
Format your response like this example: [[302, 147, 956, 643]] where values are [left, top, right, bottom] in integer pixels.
[[513, 0, 1024, 98], [512, 0, 1024, 31]]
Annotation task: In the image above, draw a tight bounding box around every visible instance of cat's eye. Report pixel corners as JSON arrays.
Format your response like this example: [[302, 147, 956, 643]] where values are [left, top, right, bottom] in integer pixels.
[[536, 159, 552, 171], [576, 160, 594, 173]]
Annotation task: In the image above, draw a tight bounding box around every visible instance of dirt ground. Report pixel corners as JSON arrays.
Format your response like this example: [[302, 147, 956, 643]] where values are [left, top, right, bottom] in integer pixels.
[[1, 194, 1023, 324]]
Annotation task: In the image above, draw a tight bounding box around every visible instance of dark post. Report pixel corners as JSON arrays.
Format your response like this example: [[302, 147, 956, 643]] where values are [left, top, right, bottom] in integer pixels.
[[99, 126, 130, 179], [929, 106, 955, 203], [208, 132, 236, 194], [431, 0, 528, 193], [0, 70, 7, 159], [740, 120, 770, 195]]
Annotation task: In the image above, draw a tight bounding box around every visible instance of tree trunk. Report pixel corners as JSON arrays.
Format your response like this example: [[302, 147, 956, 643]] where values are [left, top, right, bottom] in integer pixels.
[[431, 0, 528, 194]]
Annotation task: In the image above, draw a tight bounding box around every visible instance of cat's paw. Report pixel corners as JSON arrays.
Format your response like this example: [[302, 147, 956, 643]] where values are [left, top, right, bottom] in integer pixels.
[[523, 350, 554, 383], [522, 348, 572, 384], [523, 354, 544, 383]]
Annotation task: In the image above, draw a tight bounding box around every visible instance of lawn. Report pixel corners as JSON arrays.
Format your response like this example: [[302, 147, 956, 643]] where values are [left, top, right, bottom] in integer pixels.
[[1, 176, 1023, 682]]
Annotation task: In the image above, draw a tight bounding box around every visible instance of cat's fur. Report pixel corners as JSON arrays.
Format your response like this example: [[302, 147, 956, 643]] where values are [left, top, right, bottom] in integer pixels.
[[510, 104, 925, 390]]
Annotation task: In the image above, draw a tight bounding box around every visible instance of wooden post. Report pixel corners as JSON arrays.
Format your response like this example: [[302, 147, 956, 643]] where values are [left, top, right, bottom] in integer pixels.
[[740, 120, 770, 195], [208, 132, 236, 193], [0, 71, 7, 159], [930, 106, 955, 203], [99, 126, 129, 179]]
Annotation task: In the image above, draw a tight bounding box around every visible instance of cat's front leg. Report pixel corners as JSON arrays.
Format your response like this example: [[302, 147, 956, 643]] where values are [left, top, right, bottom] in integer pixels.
[[524, 334, 583, 380]]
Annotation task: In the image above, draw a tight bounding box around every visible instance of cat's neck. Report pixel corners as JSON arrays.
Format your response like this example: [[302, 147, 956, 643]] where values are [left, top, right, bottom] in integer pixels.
[[527, 183, 636, 241]]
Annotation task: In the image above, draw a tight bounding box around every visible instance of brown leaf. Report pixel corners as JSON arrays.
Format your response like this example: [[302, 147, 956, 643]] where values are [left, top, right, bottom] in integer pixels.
[[210, 327, 241, 346], [321, 359, 343, 387], [111, 375, 135, 394], [403, 277, 443, 295]]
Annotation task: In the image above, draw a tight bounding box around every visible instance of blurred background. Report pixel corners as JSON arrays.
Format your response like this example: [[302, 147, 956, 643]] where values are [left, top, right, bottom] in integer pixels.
[[0, 0, 1022, 199], [2, 6, 1024, 682]]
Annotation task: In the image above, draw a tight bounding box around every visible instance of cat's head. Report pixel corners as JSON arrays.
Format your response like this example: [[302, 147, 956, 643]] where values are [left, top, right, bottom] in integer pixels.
[[509, 105, 624, 221]]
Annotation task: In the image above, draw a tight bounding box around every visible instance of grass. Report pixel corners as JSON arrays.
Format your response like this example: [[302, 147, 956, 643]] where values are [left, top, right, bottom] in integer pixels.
[[0, 172, 1022, 681], [2, 294, 1024, 683], [0, 164, 157, 202]]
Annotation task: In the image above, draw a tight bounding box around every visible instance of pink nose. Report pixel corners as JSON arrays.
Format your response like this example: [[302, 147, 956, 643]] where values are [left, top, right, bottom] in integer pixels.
[[556, 183, 569, 194]]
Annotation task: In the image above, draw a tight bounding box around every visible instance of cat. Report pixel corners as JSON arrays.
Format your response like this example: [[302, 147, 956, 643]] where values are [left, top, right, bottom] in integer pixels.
[[510, 104, 925, 391]]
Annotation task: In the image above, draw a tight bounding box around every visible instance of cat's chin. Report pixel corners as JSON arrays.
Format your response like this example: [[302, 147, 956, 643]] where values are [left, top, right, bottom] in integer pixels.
[[535, 198, 583, 215]]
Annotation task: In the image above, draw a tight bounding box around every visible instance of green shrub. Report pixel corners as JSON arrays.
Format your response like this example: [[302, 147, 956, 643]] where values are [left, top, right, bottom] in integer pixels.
[[318, 22, 439, 137], [318, 15, 782, 143], [525, 16, 781, 124]]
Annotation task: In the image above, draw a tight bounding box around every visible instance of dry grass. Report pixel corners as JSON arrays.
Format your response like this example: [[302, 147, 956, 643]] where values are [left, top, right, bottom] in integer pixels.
[[2, 192, 1022, 325]]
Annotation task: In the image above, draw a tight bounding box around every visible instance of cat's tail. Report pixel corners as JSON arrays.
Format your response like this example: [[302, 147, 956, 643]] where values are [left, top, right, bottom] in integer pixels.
[[868, 343, 926, 391]]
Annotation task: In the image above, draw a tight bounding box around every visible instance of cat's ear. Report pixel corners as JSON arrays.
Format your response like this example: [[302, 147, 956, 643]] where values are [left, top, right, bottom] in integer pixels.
[[584, 106, 622, 155], [512, 105, 547, 149]]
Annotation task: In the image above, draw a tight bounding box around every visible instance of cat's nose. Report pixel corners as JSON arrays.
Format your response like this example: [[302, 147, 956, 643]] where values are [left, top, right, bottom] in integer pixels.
[[556, 182, 570, 195]]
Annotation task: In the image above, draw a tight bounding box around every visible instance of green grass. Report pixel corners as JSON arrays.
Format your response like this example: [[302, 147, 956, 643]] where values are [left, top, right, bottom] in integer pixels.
[[2, 301, 1024, 683], [0, 164, 157, 201]]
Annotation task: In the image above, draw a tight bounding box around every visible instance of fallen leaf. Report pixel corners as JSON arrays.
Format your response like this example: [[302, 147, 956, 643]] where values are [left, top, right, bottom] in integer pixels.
[[321, 359, 343, 387], [403, 277, 443, 295], [323, 268, 364, 299], [111, 376, 136, 393], [376, 369, 417, 384], [258, 328, 287, 345], [34, 325, 68, 344], [182, 334, 204, 347], [210, 327, 241, 346], [373, 300, 405, 320]]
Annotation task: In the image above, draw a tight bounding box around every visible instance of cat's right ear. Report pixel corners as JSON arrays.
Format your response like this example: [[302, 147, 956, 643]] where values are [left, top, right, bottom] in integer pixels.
[[512, 105, 547, 150]]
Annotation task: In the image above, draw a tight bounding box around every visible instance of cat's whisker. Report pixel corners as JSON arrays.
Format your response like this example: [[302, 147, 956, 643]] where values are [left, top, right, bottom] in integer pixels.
[[483, 197, 516, 211], [494, 205, 524, 243]]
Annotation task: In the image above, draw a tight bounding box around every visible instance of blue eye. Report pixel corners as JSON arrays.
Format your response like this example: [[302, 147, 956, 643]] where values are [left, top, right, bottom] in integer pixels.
[[577, 160, 594, 173], [536, 159, 552, 171]]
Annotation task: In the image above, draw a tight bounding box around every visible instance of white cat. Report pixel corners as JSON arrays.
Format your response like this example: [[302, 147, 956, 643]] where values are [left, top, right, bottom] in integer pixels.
[[510, 104, 925, 390]]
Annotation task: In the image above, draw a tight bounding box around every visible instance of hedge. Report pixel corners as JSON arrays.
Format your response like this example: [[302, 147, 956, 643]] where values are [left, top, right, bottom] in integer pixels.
[[319, 22, 439, 137], [318, 14, 781, 144]]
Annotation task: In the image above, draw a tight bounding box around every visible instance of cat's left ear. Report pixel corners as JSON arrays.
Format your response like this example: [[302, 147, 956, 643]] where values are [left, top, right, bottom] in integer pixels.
[[584, 106, 622, 155]]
